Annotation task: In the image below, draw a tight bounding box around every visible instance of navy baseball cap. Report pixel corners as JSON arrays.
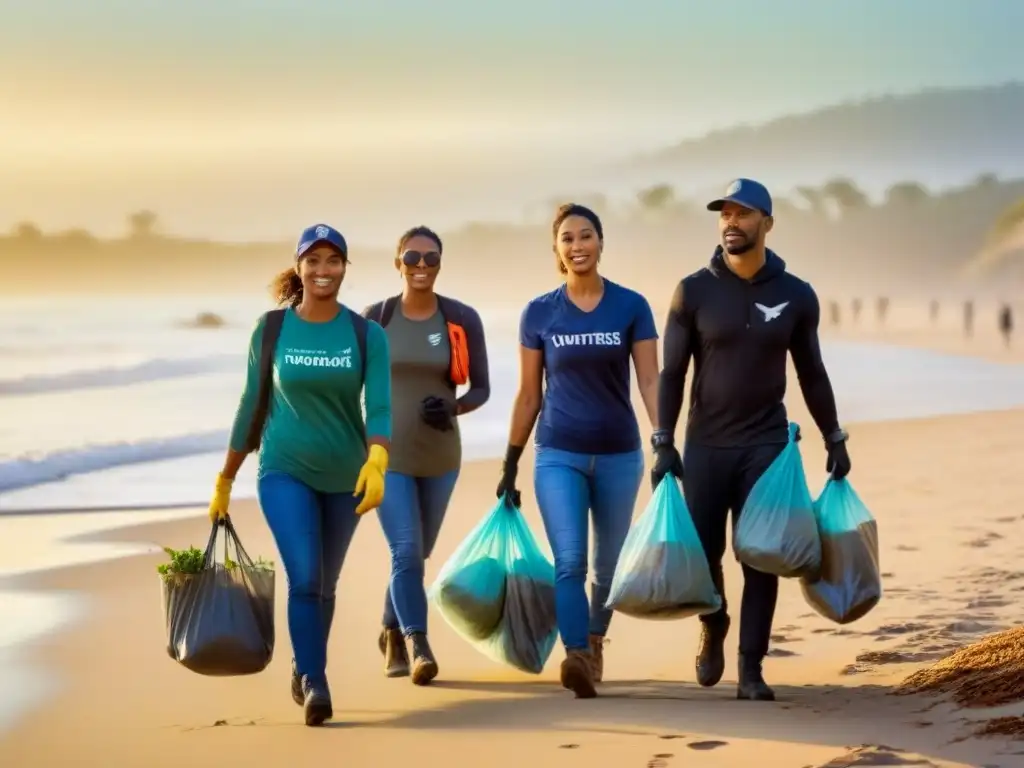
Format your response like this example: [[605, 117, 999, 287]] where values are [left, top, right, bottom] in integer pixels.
[[296, 224, 348, 260], [707, 178, 773, 217]]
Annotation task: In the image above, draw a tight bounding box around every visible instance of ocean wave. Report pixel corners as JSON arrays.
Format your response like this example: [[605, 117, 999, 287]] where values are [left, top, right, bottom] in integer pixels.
[[0, 354, 244, 396], [0, 431, 229, 493]]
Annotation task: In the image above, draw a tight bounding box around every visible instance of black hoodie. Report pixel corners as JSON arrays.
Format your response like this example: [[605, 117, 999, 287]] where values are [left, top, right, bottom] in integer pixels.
[[657, 247, 840, 448]]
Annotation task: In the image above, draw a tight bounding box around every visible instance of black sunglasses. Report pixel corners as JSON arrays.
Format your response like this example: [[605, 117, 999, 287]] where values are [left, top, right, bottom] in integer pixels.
[[401, 250, 441, 268]]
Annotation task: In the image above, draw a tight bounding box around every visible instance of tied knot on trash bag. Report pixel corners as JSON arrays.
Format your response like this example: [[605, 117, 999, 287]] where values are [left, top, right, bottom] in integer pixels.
[[159, 517, 276, 676], [605, 475, 722, 620], [800, 477, 882, 625], [734, 422, 823, 579], [428, 492, 557, 675]]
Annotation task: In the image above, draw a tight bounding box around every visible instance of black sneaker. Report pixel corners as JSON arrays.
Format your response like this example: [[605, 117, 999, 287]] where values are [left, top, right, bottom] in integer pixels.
[[410, 633, 438, 686], [301, 675, 333, 726], [736, 654, 776, 701], [696, 616, 730, 688], [290, 659, 303, 706]]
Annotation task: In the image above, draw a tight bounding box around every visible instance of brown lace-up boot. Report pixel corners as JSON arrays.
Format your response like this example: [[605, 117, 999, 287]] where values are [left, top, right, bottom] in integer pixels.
[[560, 649, 597, 699]]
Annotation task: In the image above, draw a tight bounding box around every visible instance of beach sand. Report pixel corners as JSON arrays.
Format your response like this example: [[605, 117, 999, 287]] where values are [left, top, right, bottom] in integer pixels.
[[3, 400, 1024, 767]]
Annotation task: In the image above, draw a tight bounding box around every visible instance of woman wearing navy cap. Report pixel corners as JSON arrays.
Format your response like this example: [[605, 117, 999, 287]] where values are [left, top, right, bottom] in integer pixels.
[[207, 223, 393, 726]]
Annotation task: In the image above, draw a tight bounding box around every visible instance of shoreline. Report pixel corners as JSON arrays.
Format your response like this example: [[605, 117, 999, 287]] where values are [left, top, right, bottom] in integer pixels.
[[2, 409, 1024, 765]]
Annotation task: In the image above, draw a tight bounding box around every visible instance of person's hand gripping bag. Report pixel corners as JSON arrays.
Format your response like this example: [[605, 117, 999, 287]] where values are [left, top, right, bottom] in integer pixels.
[[606, 475, 722, 620], [800, 477, 882, 624], [428, 498, 510, 642], [733, 422, 822, 578]]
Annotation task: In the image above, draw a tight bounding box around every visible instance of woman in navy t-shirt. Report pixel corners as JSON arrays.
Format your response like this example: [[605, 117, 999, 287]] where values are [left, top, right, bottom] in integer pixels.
[[496, 203, 660, 698]]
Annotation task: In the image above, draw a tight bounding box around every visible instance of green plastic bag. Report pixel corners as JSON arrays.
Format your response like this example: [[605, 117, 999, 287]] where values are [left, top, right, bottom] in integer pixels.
[[734, 422, 822, 578], [800, 477, 882, 624], [606, 476, 721, 620], [430, 495, 557, 674]]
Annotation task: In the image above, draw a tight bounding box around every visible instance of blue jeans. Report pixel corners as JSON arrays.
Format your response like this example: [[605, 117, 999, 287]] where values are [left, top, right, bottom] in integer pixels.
[[377, 469, 460, 635], [534, 446, 644, 651], [257, 471, 361, 686]]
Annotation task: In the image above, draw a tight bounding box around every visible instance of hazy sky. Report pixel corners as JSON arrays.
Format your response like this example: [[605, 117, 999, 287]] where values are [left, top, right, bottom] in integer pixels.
[[3, 0, 1024, 241]]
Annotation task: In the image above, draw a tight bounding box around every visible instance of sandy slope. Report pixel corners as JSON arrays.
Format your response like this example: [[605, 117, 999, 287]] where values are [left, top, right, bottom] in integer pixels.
[[2, 404, 1024, 767]]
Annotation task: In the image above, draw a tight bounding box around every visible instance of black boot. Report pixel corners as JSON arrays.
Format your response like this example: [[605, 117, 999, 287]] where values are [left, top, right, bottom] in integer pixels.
[[410, 632, 439, 686], [736, 654, 775, 701], [383, 628, 410, 678], [301, 675, 333, 726], [696, 616, 730, 688], [290, 658, 303, 706]]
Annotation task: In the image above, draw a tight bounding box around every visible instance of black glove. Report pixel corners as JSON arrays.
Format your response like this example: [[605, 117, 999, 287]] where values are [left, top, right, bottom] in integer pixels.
[[420, 396, 455, 432], [826, 431, 851, 480], [496, 444, 523, 508], [650, 429, 684, 490]]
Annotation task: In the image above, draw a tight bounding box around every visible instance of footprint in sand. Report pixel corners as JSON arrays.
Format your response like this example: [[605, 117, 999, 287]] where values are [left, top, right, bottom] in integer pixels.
[[966, 596, 1010, 610], [964, 532, 1003, 549], [815, 743, 940, 766], [894, 545, 919, 552], [657, 734, 685, 740], [648, 754, 675, 767], [687, 741, 728, 751], [994, 515, 1017, 524], [869, 623, 931, 637], [770, 633, 803, 644], [558, 744, 579, 749], [767, 648, 799, 657]]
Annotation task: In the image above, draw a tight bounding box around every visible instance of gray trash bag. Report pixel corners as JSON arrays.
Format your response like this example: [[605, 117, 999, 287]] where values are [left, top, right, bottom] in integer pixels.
[[162, 519, 276, 676], [734, 423, 822, 579]]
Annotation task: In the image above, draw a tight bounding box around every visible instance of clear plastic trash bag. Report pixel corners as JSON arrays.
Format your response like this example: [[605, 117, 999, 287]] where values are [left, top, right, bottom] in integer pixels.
[[800, 477, 882, 624], [606, 476, 722, 620], [430, 495, 557, 674], [733, 422, 822, 578]]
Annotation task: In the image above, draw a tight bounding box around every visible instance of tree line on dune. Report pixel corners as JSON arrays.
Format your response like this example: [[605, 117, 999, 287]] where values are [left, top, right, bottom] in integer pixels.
[[2, 175, 1023, 292]]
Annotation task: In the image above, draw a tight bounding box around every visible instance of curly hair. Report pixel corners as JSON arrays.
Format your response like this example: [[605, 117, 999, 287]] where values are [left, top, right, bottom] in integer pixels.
[[552, 203, 604, 274], [270, 268, 303, 306]]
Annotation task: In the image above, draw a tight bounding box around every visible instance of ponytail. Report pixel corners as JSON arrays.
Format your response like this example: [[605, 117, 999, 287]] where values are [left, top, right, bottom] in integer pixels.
[[271, 268, 302, 306]]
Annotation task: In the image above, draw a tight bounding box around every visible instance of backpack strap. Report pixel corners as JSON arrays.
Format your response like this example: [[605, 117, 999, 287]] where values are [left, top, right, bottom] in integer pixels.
[[378, 295, 400, 328], [347, 307, 369, 386], [436, 295, 469, 388], [244, 308, 286, 453]]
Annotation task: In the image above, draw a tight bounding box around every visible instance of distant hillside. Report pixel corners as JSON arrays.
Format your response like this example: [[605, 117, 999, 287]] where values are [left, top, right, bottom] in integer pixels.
[[610, 84, 1024, 197]]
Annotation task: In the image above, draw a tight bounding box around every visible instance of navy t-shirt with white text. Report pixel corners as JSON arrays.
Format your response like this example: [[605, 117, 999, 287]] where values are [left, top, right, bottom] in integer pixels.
[[519, 279, 658, 455]]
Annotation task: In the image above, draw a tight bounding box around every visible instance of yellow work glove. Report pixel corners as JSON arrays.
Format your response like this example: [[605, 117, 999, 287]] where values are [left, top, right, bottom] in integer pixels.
[[354, 444, 389, 515], [208, 473, 233, 523]]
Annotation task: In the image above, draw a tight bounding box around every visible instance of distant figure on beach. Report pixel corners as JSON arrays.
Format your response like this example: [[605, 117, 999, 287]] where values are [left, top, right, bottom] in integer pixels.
[[851, 298, 862, 324], [829, 300, 841, 327], [929, 299, 940, 325], [497, 203, 660, 699], [964, 300, 974, 338], [652, 178, 851, 703], [363, 226, 490, 684], [999, 303, 1013, 347], [876, 296, 890, 326], [209, 223, 392, 727]]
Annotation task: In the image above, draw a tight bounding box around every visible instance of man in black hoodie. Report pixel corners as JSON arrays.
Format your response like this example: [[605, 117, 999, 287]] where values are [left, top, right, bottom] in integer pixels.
[[650, 178, 851, 701]]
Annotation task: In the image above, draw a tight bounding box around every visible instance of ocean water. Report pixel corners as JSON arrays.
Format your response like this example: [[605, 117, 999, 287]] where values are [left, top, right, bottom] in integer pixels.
[[4, 293, 1024, 732], [4, 294, 1024, 511]]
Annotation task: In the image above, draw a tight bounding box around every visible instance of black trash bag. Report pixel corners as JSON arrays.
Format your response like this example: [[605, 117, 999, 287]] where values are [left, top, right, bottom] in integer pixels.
[[161, 518, 276, 676], [433, 556, 507, 640], [498, 568, 558, 674]]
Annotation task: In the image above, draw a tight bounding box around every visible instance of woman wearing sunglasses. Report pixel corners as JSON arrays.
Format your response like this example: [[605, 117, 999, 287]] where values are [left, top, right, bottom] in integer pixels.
[[362, 225, 490, 684]]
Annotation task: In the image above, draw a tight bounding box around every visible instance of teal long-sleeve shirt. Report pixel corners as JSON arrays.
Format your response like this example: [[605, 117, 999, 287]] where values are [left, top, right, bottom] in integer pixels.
[[228, 306, 392, 493]]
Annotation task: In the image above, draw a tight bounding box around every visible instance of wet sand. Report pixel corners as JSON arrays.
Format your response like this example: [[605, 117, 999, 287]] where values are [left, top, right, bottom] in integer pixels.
[[2, 401, 1024, 766]]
